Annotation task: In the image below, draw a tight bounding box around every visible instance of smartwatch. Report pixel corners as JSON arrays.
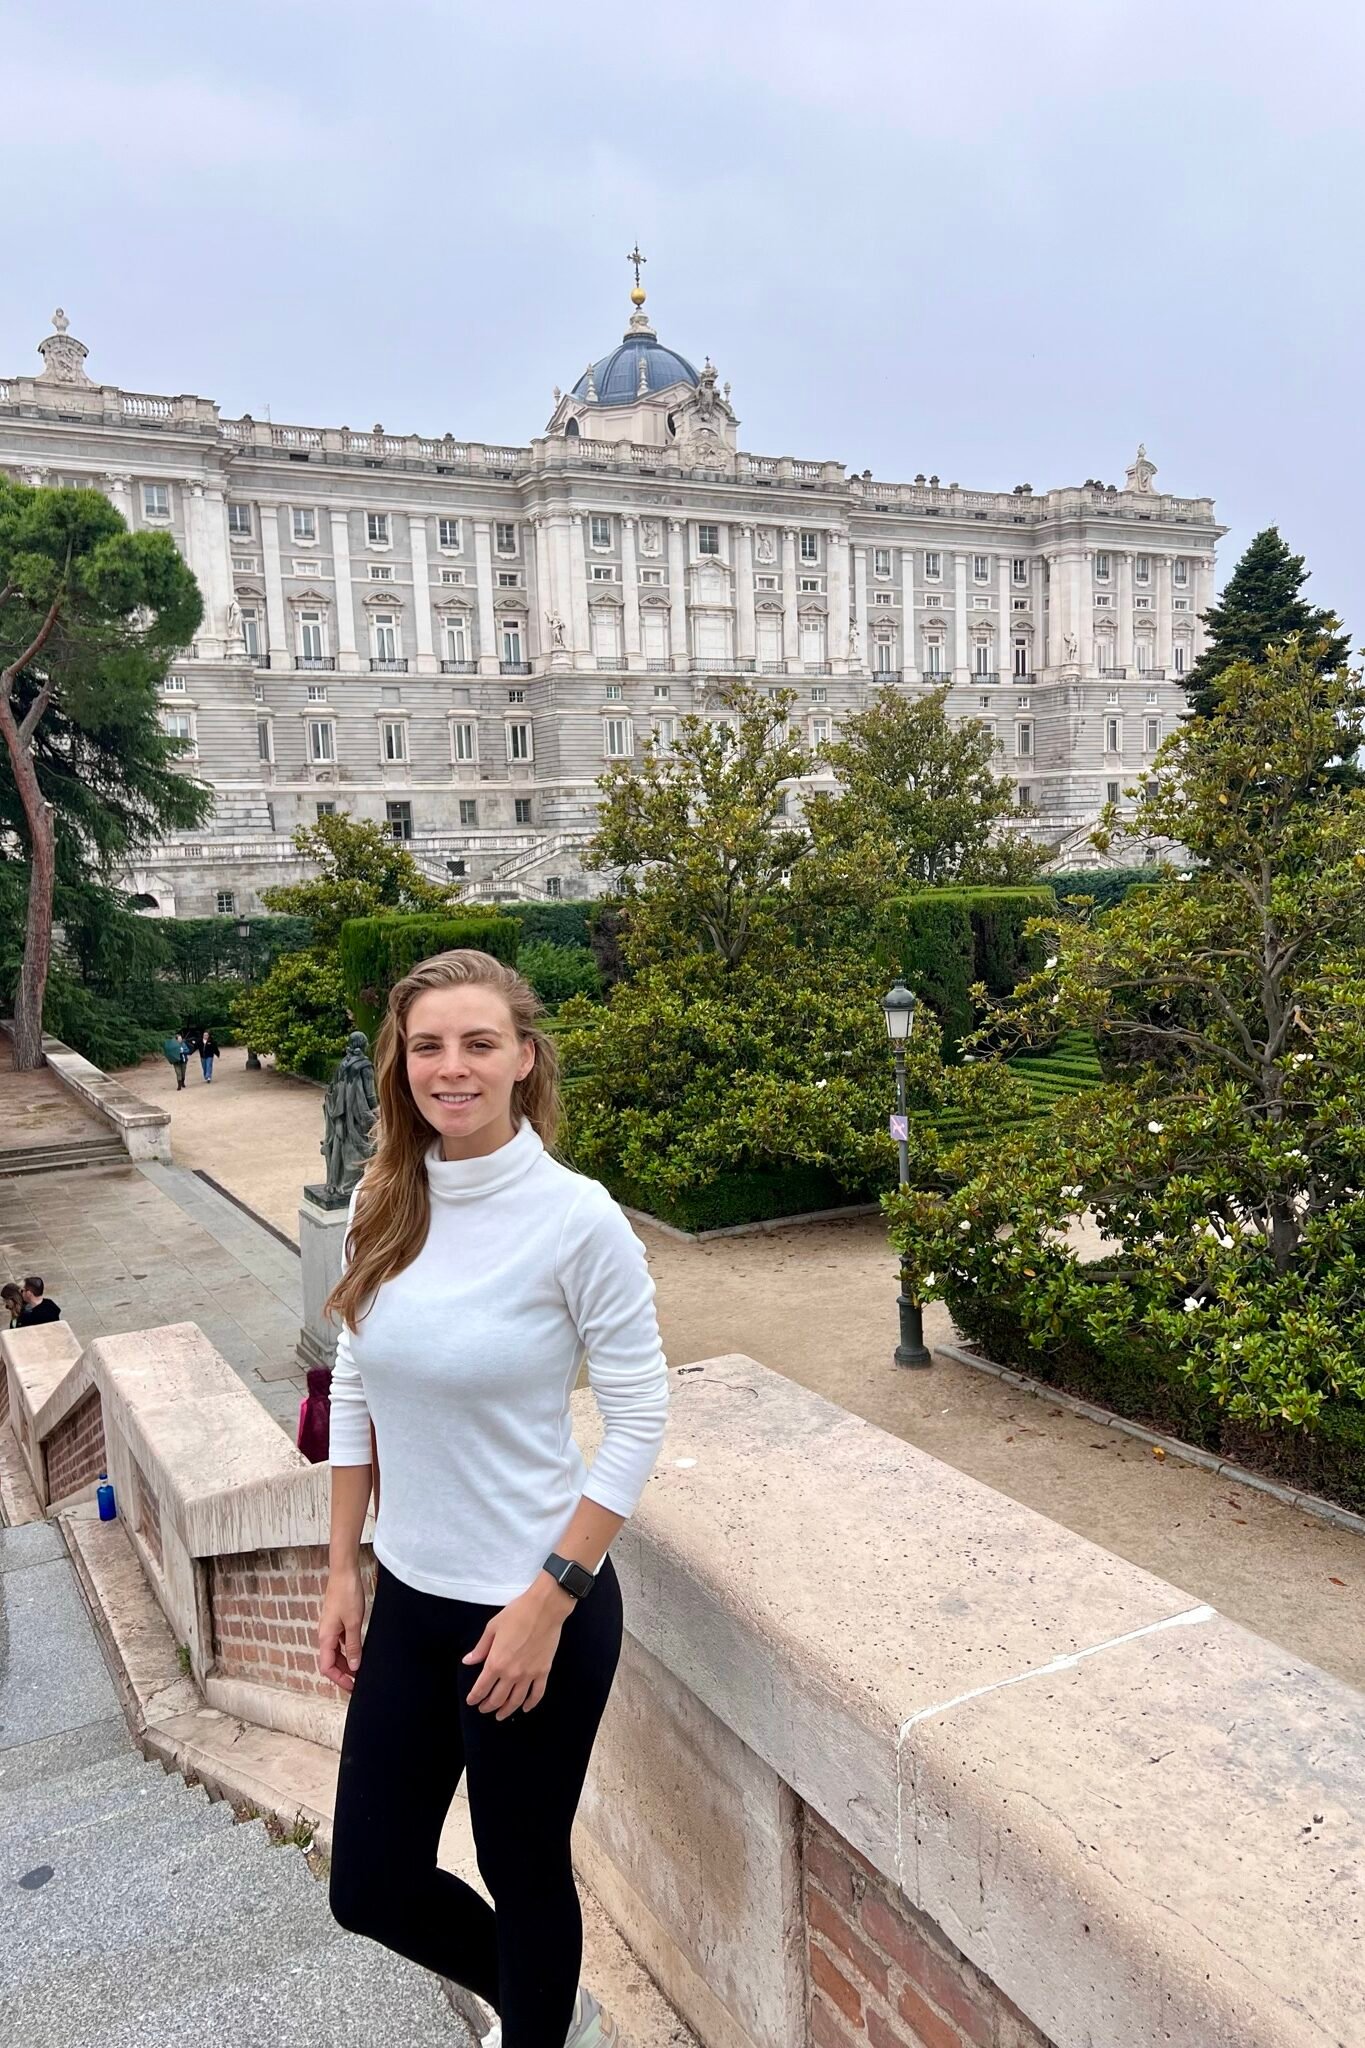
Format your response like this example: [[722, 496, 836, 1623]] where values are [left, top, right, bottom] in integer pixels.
[[542, 1552, 596, 1601]]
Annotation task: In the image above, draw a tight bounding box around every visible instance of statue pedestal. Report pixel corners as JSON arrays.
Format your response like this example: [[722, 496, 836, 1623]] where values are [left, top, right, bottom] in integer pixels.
[[297, 1189, 349, 1373]]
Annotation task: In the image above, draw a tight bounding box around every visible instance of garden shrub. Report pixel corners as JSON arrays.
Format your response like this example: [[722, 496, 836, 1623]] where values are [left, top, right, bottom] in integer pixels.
[[338, 914, 520, 1039], [876, 885, 1056, 1056], [495, 900, 597, 951], [516, 939, 602, 1010]]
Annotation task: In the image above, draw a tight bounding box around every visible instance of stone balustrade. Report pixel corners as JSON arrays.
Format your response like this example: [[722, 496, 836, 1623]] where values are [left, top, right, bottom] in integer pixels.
[[2, 1322, 1357, 2048]]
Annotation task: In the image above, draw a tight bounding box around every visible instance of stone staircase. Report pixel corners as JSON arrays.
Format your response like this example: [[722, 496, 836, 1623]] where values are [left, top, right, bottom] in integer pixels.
[[0, 1520, 476, 2048], [0, 1135, 128, 1180]]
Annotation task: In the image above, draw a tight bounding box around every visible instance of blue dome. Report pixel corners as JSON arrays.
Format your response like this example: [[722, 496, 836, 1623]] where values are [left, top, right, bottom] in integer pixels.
[[573, 330, 698, 407]]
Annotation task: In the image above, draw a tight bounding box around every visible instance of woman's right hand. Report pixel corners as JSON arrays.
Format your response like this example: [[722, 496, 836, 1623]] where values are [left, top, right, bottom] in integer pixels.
[[318, 1566, 366, 1691]]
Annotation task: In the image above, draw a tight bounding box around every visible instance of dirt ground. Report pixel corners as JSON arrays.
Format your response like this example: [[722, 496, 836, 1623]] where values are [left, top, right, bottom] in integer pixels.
[[121, 1045, 1365, 1691]]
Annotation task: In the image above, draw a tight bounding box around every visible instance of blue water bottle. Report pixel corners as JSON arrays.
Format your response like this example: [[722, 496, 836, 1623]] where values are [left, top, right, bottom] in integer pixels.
[[96, 1471, 117, 1521]]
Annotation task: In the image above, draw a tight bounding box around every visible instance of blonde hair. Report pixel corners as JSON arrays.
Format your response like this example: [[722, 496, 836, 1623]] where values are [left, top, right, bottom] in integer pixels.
[[326, 949, 561, 1331]]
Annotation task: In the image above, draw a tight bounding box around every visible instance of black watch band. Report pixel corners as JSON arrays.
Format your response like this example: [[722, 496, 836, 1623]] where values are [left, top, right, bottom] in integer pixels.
[[543, 1552, 596, 1600]]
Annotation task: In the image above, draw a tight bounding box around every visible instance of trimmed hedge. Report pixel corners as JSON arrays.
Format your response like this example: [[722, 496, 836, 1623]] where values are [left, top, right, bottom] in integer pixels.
[[876, 886, 1057, 1057], [600, 1164, 885, 1235], [493, 900, 597, 951], [946, 1274, 1365, 1515], [339, 915, 520, 1040], [1044, 868, 1169, 914]]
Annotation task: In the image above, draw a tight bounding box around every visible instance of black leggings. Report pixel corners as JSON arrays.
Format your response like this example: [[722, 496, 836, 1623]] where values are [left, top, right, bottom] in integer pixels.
[[329, 1554, 623, 2048]]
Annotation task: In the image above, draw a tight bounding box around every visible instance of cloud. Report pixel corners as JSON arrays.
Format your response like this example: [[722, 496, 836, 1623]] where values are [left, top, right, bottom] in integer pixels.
[[1, 58, 333, 173]]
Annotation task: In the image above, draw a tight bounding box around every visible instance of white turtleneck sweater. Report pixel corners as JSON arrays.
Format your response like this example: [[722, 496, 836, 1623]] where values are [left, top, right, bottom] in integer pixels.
[[329, 1118, 669, 1603]]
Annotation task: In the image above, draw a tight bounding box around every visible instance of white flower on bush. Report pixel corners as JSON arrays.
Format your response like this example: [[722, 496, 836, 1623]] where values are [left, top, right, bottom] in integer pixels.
[[1290, 1053, 1313, 1067], [1183, 1295, 1202, 1313], [1062, 1184, 1083, 1200], [1044, 955, 1058, 970], [957, 1218, 972, 1232], [923, 1272, 935, 1288], [1147, 1120, 1164, 1134], [815, 1079, 828, 1089]]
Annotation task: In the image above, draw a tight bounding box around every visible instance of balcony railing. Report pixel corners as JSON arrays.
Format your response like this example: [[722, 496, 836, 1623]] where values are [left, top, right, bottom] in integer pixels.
[[1139, 666, 1168, 680], [370, 657, 409, 673], [441, 659, 477, 674], [500, 660, 532, 675], [871, 668, 903, 683], [596, 656, 623, 671], [1098, 664, 1128, 678], [692, 656, 756, 673], [760, 661, 788, 674], [646, 658, 672, 673], [972, 671, 1000, 685], [296, 655, 336, 671], [805, 661, 832, 676]]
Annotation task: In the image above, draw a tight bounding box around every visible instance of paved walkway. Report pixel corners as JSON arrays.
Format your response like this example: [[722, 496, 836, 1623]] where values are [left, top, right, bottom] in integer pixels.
[[0, 1159, 305, 1433], [0, 1039, 112, 1156]]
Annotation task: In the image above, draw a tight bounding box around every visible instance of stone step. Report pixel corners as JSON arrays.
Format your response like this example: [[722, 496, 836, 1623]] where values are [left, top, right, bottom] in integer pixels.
[[0, 1140, 128, 1179], [3, 1771, 237, 1888], [0, 1749, 169, 1849]]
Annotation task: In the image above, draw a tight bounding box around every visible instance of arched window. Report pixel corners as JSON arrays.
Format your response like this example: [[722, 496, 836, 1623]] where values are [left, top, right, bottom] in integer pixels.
[[564, 417, 580, 438]]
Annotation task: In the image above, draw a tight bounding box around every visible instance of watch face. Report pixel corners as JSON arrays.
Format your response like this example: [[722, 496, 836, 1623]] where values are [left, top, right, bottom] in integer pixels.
[[563, 1560, 595, 1598]]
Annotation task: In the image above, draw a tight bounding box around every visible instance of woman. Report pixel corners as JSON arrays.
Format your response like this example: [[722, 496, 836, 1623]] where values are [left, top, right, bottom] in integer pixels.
[[1, 1282, 22, 1327], [198, 1027, 220, 1083], [318, 949, 669, 2048]]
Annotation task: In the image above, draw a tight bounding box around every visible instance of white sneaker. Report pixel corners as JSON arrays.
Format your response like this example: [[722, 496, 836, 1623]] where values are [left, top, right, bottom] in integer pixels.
[[481, 1986, 617, 2048], [565, 1986, 619, 2048]]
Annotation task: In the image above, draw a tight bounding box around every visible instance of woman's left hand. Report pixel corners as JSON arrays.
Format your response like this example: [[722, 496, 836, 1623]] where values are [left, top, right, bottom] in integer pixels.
[[463, 1575, 576, 1719]]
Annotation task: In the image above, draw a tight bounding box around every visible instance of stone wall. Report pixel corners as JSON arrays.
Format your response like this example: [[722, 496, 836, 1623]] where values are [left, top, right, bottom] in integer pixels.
[[209, 1542, 376, 1701], [43, 1383, 105, 1504], [804, 1810, 1050, 2048]]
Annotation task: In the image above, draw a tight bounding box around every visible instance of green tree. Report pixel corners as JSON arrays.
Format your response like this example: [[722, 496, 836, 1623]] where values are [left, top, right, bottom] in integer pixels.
[[237, 812, 464, 1076], [260, 811, 461, 945], [1184, 526, 1349, 718], [0, 481, 206, 1066], [888, 639, 1365, 1427], [586, 682, 811, 969], [807, 684, 1046, 889]]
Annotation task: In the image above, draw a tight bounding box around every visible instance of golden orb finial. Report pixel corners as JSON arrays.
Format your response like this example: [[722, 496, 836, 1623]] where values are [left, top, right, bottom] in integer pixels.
[[630, 284, 647, 307]]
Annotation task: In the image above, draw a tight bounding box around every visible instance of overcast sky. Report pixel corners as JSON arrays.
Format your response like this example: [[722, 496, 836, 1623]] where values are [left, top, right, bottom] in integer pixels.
[[6, 1, 1362, 639]]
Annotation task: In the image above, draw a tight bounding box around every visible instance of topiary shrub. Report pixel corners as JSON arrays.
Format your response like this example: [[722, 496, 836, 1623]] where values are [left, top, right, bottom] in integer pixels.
[[876, 886, 1056, 1057], [495, 901, 597, 951], [338, 914, 520, 1040], [516, 939, 602, 1011]]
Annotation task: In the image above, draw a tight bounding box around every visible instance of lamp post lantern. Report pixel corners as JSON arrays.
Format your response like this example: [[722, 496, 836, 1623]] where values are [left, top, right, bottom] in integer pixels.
[[882, 979, 931, 1369], [234, 916, 262, 1070]]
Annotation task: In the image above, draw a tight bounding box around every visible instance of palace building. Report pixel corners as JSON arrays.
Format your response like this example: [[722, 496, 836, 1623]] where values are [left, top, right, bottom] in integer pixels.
[[0, 272, 1221, 916]]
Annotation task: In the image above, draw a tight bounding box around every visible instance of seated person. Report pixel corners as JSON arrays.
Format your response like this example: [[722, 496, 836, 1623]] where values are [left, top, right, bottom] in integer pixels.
[[17, 1276, 61, 1326]]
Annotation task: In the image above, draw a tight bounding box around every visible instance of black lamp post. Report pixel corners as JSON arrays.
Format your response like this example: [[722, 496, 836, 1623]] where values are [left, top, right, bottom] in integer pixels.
[[882, 979, 931, 1369], [234, 915, 262, 1070]]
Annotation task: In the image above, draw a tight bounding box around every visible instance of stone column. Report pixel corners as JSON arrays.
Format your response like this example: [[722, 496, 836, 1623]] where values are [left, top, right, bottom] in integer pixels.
[[1157, 556, 1174, 671], [1078, 551, 1095, 674], [852, 545, 869, 673], [550, 517, 575, 669], [781, 530, 799, 667], [899, 546, 915, 677], [1195, 556, 1216, 655], [409, 515, 436, 673], [330, 510, 358, 667], [953, 551, 969, 682], [1117, 551, 1134, 670], [828, 533, 850, 670], [185, 481, 228, 656], [735, 526, 756, 664], [297, 1194, 349, 1373], [1037, 557, 1051, 670], [474, 520, 498, 674], [622, 517, 642, 669], [997, 555, 1011, 679], [261, 505, 288, 667], [569, 515, 591, 655], [668, 520, 688, 669]]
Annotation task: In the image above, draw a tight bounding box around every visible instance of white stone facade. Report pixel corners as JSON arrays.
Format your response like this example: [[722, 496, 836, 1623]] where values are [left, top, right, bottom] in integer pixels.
[[0, 302, 1223, 914]]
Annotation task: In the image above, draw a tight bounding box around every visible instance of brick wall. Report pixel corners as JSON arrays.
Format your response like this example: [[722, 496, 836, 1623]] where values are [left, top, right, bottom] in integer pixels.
[[210, 1542, 377, 1701], [133, 1456, 163, 1569], [803, 1807, 1053, 2048], [44, 1385, 106, 1504], [0, 1360, 9, 1429]]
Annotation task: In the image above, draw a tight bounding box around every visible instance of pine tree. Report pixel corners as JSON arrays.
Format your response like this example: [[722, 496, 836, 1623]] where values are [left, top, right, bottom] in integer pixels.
[[1185, 526, 1348, 718]]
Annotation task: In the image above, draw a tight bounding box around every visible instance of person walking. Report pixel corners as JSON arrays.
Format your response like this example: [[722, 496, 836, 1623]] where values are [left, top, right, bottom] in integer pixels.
[[318, 948, 668, 2048], [17, 1276, 61, 1326], [162, 1029, 191, 1091], [198, 1028, 220, 1084]]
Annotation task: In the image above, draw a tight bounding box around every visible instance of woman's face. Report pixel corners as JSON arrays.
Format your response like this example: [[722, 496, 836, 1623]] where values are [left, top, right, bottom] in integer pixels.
[[404, 985, 535, 1153]]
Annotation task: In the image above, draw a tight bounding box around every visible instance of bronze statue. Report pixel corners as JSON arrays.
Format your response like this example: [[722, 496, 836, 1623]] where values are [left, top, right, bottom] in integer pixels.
[[321, 1031, 378, 1199]]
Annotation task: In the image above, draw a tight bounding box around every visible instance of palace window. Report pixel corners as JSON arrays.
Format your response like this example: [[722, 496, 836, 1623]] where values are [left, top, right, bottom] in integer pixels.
[[306, 683, 328, 702], [292, 507, 316, 542], [440, 568, 465, 585], [438, 518, 461, 550], [1105, 716, 1121, 751], [381, 719, 409, 763], [590, 516, 612, 549], [366, 512, 390, 546], [508, 721, 533, 763], [1145, 717, 1161, 750], [257, 719, 273, 763], [1135, 555, 1151, 584], [924, 551, 941, 579], [227, 503, 252, 538], [298, 610, 326, 660], [1095, 552, 1112, 580], [1013, 640, 1029, 676], [372, 613, 400, 661], [386, 801, 413, 841], [604, 717, 633, 758], [459, 797, 478, 825], [1015, 721, 1033, 757], [451, 721, 477, 763], [307, 718, 335, 764], [873, 548, 892, 578], [497, 571, 522, 587], [515, 798, 533, 823], [1012, 558, 1028, 584], [973, 554, 990, 582], [495, 522, 518, 554], [143, 484, 170, 519], [1173, 557, 1189, 586], [697, 523, 720, 556], [369, 565, 393, 581], [799, 531, 819, 563]]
